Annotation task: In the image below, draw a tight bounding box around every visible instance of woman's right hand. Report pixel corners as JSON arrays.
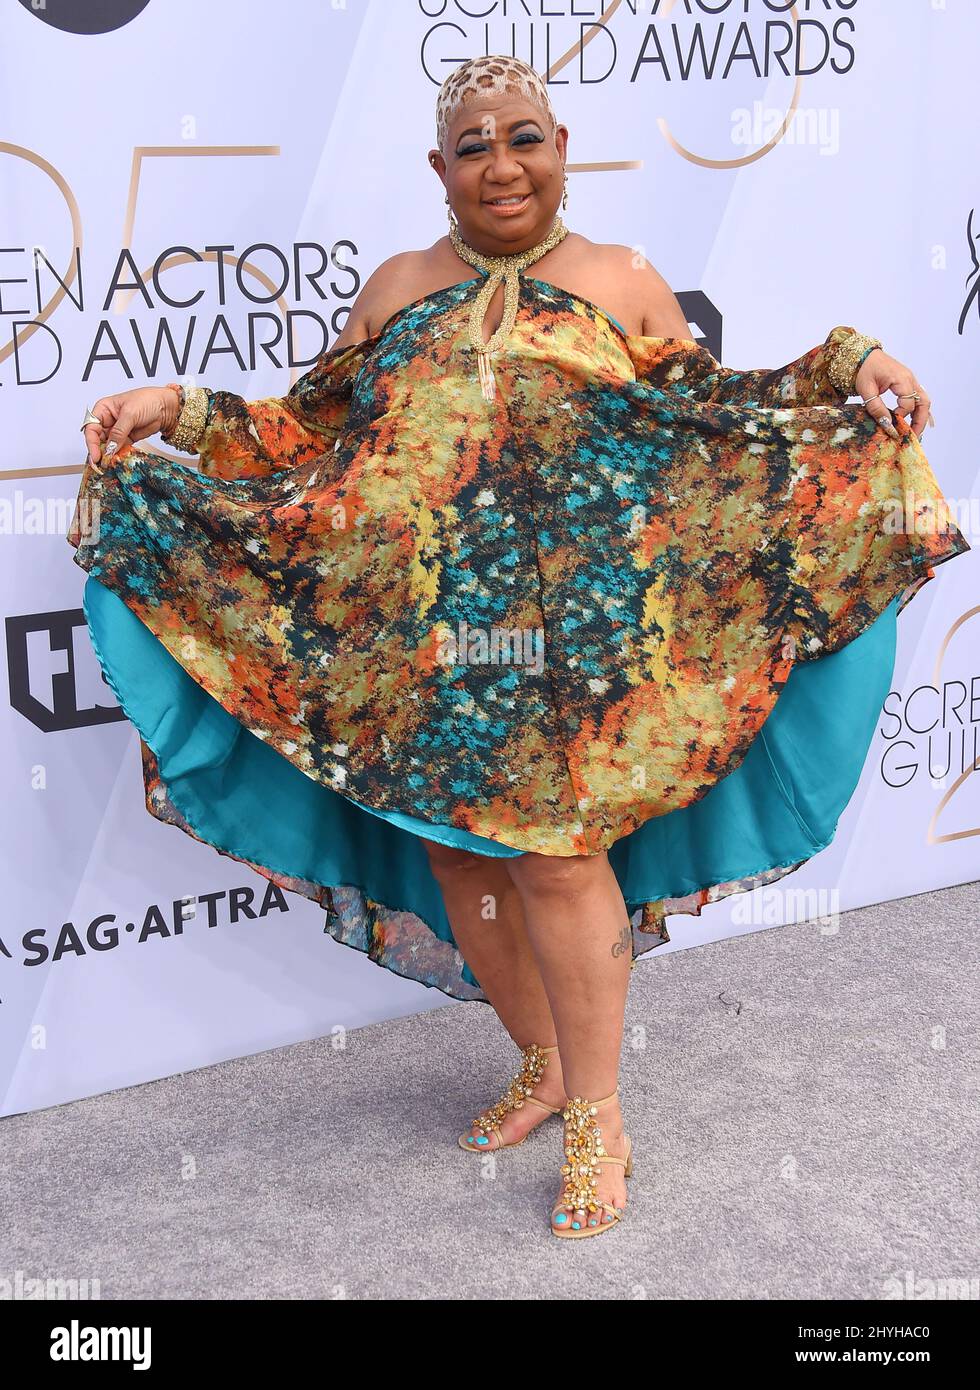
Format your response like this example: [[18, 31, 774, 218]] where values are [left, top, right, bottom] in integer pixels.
[[84, 386, 180, 466]]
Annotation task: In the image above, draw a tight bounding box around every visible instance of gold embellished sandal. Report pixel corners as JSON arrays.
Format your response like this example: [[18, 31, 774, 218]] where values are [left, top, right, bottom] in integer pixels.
[[550, 1089, 634, 1238], [459, 1042, 566, 1153]]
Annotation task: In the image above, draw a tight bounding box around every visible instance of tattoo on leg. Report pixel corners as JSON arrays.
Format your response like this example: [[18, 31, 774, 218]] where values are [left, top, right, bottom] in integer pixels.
[[611, 921, 632, 958]]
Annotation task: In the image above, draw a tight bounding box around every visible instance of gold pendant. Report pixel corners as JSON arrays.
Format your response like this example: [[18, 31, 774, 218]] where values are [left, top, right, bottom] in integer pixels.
[[449, 215, 570, 409], [478, 349, 496, 403]]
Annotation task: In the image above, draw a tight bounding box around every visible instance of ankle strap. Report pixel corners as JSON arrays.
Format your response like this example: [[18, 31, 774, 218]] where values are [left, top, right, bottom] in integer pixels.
[[566, 1088, 619, 1108]]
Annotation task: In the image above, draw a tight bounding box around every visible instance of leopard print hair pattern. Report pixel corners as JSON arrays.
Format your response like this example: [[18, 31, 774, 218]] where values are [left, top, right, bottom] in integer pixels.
[[435, 55, 559, 154]]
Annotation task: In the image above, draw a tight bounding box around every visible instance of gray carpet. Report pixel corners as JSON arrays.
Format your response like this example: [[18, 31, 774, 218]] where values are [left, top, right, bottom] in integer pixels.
[[3, 879, 978, 1300]]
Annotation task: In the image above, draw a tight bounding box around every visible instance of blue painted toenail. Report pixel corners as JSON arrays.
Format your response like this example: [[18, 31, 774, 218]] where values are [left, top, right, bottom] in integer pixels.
[[554, 1212, 568, 1225], [476, 1135, 489, 1145], [572, 1221, 581, 1229]]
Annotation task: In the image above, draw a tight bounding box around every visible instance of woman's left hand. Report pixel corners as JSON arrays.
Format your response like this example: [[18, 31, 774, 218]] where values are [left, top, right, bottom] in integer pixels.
[[855, 348, 934, 441]]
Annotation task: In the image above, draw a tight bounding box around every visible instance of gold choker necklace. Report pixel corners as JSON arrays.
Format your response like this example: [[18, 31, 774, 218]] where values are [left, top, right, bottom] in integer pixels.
[[448, 213, 569, 402]]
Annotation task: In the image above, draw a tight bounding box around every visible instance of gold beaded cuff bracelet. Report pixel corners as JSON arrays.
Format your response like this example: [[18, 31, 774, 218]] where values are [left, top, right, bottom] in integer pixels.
[[826, 330, 883, 398], [160, 385, 211, 454]]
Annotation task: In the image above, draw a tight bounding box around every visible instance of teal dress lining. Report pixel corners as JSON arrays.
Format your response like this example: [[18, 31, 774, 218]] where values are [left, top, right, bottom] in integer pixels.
[[82, 574, 899, 993]]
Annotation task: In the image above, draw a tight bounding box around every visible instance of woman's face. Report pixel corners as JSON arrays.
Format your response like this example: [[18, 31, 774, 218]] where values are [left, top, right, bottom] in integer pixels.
[[431, 92, 568, 255]]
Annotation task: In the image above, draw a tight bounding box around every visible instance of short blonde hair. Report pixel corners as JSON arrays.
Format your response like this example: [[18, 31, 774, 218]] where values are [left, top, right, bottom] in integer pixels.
[[435, 55, 558, 154]]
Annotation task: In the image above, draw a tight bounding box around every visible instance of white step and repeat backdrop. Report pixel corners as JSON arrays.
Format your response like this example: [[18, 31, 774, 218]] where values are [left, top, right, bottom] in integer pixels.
[[2, 0, 977, 1116]]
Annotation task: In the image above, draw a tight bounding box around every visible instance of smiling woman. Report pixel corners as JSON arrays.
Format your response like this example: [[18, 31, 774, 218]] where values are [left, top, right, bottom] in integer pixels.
[[67, 52, 970, 1243]]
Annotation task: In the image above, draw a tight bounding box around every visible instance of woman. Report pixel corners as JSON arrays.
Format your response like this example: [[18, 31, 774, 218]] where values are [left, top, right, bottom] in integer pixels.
[[69, 56, 970, 1240]]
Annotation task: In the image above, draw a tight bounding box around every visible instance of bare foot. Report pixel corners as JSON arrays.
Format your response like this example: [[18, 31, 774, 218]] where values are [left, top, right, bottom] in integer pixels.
[[460, 1044, 567, 1152]]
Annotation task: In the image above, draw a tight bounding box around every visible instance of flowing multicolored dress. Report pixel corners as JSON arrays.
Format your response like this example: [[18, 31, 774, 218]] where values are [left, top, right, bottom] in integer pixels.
[[66, 270, 971, 1000]]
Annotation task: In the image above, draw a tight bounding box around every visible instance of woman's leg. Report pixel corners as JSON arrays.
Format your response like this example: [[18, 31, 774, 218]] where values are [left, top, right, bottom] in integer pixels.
[[422, 839, 567, 1145], [504, 849, 633, 1226]]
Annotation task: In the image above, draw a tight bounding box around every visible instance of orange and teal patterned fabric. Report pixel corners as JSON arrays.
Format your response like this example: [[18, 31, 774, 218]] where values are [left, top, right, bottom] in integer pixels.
[[66, 272, 971, 998]]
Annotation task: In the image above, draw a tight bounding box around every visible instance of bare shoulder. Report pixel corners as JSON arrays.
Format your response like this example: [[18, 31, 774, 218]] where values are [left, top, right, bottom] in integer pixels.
[[598, 241, 695, 340], [331, 250, 432, 349], [541, 234, 694, 339]]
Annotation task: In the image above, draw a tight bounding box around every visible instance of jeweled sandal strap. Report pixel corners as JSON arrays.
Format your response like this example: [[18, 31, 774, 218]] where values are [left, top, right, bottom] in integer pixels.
[[472, 1041, 558, 1132], [563, 1088, 619, 1111], [558, 1093, 628, 1215]]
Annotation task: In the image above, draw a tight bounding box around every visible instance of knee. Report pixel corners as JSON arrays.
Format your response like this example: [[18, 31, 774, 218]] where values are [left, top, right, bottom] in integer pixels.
[[421, 838, 486, 879], [507, 849, 608, 899]]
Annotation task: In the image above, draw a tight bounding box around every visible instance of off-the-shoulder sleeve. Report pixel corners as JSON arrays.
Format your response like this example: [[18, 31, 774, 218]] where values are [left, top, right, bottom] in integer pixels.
[[193, 334, 380, 481], [613, 325, 971, 660], [630, 325, 859, 408]]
